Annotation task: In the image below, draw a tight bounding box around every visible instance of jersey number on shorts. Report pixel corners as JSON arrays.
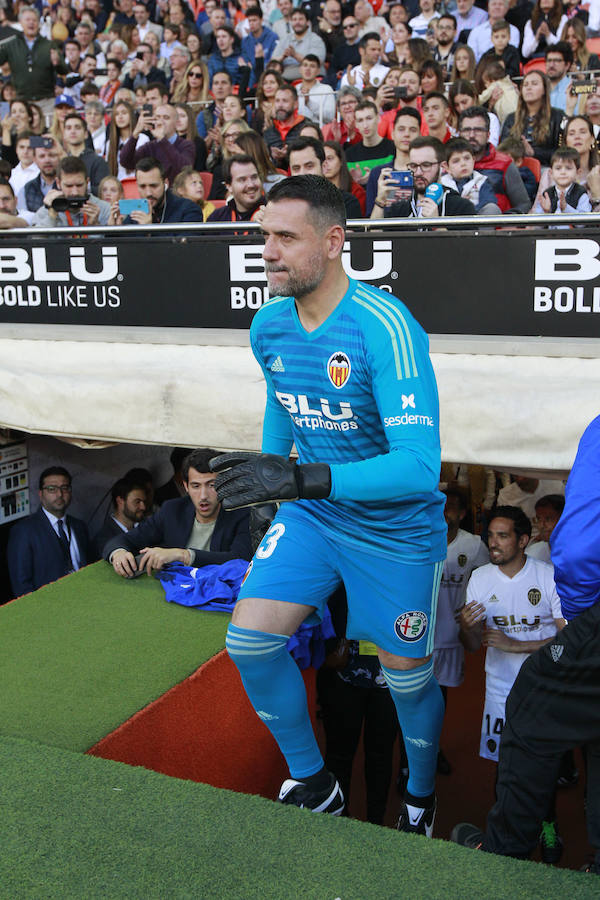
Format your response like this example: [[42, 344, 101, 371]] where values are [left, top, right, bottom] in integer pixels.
[[256, 523, 286, 559], [484, 714, 504, 736]]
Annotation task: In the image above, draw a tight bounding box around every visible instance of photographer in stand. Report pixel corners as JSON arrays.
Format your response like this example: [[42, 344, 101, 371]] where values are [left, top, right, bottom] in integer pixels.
[[33, 155, 110, 226]]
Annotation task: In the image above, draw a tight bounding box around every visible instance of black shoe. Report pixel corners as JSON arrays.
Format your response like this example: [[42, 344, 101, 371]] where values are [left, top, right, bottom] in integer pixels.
[[397, 797, 437, 838], [450, 822, 486, 850], [539, 820, 564, 865], [437, 748, 452, 775], [278, 773, 345, 815]]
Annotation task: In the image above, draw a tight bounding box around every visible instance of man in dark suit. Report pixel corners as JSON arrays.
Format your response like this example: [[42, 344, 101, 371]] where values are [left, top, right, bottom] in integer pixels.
[[104, 448, 251, 576], [7, 466, 94, 598], [92, 476, 148, 558]]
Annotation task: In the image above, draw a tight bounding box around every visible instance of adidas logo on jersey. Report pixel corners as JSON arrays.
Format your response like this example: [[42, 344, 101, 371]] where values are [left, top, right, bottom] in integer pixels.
[[488, 594, 499, 603], [271, 355, 285, 373], [406, 736, 432, 749], [550, 644, 564, 663], [257, 709, 279, 721]]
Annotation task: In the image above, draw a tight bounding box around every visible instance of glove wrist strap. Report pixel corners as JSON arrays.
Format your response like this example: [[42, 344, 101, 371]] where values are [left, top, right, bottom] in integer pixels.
[[296, 463, 331, 500]]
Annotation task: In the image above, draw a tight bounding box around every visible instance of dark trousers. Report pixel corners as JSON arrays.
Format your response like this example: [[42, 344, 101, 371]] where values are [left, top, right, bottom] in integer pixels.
[[317, 668, 398, 825], [485, 602, 600, 858]]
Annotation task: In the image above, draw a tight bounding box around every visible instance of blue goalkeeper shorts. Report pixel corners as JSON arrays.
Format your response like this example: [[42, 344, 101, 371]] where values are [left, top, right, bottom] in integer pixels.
[[238, 503, 443, 657]]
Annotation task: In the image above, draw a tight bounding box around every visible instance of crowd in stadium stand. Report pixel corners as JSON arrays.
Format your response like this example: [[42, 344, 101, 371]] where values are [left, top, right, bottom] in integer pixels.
[[0, 0, 600, 225]]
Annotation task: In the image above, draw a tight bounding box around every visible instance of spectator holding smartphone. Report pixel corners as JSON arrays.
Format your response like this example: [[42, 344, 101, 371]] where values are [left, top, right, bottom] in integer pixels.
[[366, 106, 421, 214], [108, 156, 204, 224]]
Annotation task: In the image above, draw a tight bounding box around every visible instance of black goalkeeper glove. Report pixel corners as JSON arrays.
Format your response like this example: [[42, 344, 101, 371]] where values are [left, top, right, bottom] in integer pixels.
[[209, 452, 331, 510]]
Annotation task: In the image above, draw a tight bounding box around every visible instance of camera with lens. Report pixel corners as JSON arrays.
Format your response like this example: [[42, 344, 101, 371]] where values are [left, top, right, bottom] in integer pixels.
[[51, 195, 89, 212]]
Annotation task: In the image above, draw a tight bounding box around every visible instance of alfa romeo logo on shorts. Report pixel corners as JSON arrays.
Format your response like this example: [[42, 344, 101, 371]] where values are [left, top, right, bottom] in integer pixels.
[[327, 351, 351, 389], [528, 588, 542, 606], [458, 554, 467, 567], [395, 611, 428, 642]]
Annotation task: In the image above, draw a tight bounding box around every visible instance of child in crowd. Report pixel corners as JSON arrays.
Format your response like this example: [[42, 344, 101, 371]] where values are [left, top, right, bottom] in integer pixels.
[[441, 138, 501, 214], [478, 61, 519, 127], [532, 147, 591, 216], [173, 166, 215, 221], [98, 176, 124, 205], [498, 136, 539, 203], [480, 20, 520, 79]]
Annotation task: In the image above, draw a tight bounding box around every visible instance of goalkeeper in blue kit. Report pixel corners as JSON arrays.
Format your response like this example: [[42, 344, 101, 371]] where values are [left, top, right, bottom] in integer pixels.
[[211, 175, 447, 835]]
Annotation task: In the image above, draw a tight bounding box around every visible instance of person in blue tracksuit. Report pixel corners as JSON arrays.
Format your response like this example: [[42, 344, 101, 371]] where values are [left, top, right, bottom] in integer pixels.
[[452, 415, 600, 875]]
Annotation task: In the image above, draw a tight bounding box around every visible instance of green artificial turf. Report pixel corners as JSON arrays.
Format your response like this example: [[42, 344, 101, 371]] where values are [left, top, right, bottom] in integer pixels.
[[0, 735, 596, 900], [0, 563, 229, 751]]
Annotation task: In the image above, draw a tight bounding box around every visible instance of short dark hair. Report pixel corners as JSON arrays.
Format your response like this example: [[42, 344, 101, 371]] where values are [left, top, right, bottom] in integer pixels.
[[212, 69, 233, 84], [135, 156, 165, 178], [146, 81, 169, 97], [291, 6, 309, 17], [267, 174, 346, 231], [215, 23, 235, 39], [394, 106, 421, 127], [444, 487, 467, 511], [223, 153, 257, 183], [183, 448, 219, 481], [302, 53, 320, 66], [490, 505, 532, 540], [276, 83, 298, 101], [409, 135, 445, 162], [246, 5, 263, 17], [64, 38, 81, 50], [163, 21, 180, 37], [491, 18, 510, 33], [458, 105, 490, 130], [438, 13, 457, 28], [39, 466, 71, 490], [124, 466, 152, 485], [546, 41, 573, 64], [535, 494, 565, 515], [359, 31, 380, 50], [355, 99, 378, 116], [63, 112, 86, 129], [422, 90, 449, 107], [550, 146, 580, 168], [57, 155, 88, 179], [445, 137, 474, 161], [111, 477, 147, 504], [289, 135, 325, 164], [0, 178, 15, 197]]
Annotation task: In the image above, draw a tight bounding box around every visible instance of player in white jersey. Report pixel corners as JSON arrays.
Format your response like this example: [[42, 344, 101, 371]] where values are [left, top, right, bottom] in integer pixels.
[[524, 493, 565, 568], [460, 505, 565, 861]]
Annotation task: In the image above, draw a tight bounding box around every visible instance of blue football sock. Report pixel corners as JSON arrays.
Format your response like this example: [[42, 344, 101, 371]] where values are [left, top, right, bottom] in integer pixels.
[[226, 622, 324, 779], [381, 658, 444, 799]]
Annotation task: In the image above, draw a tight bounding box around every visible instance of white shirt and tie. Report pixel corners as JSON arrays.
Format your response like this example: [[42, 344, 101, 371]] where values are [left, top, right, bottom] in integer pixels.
[[42, 508, 81, 571]]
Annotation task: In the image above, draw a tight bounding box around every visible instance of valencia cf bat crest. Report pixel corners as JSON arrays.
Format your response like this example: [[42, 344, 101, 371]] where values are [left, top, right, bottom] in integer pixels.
[[327, 351, 351, 389]]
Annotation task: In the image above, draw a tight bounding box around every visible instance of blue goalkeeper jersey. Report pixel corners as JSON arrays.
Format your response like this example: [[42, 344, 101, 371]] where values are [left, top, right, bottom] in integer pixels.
[[250, 277, 447, 564]]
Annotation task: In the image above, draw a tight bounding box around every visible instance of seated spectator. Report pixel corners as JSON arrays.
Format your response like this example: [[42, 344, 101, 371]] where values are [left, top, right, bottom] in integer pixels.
[[154, 448, 190, 506], [241, 5, 278, 87], [159, 20, 183, 62], [477, 60, 519, 127], [196, 69, 233, 143], [314, 0, 344, 60], [500, 72, 563, 168], [355, 0, 390, 41], [459, 106, 531, 212], [340, 31, 389, 90], [61, 111, 109, 195], [525, 494, 565, 563], [8, 466, 94, 598], [93, 477, 148, 558], [522, 0, 567, 61], [297, 54, 336, 125], [250, 70, 285, 134], [329, 14, 361, 85], [104, 448, 251, 576], [208, 25, 250, 89], [533, 114, 600, 211], [543, 43, 574, 114], [297, 121, 324, 142], [441, 137, 501, 214], [174, 102, 207, 171], [479, 19, 520, 79], [0, 179, 30, 228], [419, 59, 445, 96], [21, 137, 59, 213], [106, 100, 147, 181], [1, 99, 34, 167], [384, 20, 411, 68], [84, 99, 108, 156], [271, 8, 326, 83], [171, 60, 209, 106], [263, 83, 309, 167], [288, 135, 362, 217], [119, 102, 194, 183], [167, 45, 192, 98], [498, 136, 539, 203], [9, 131, 39, 198], [422, 91, 454, 143], [433, 13, 458, 79], [468, 0, 519, 62], [34, 154, 110, 226], [98, 174, 124, 204], [172, 165, 215, 219], [122, 41, 167, 93], [450, 79, 501, 145], [206, 154, 265, 224], [322, 86, 362, 146], [208, 117, 252, 198], [377, 67, 423, 138], [409, 0, 440, 39], [532, 146, 591, 216], [450, 44, 476, 82], [200, 5, 228, 56], [235, 130, 286, 194], [371, 135, 477, 218], [562, 17, 600, 73], [367, 106, 422, 214], [323, 139, 366, 213], [109, 155, 204, 224], [346, 100, 395, 186]]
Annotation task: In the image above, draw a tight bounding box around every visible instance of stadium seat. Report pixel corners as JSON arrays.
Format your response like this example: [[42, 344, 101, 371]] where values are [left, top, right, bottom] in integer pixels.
[[521, 156, 541, 183], [523, 58, 546, 74], [121, 178, 140, 198], [210, 199, 227, 208], [198, 171, 213, 196], [586, 37, 600, 55]]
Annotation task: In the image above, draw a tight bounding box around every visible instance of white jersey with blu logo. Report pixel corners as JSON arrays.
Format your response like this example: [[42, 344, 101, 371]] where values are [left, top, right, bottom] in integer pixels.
[[435, 528, 489, 650], [466, 556, 562, 699]]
